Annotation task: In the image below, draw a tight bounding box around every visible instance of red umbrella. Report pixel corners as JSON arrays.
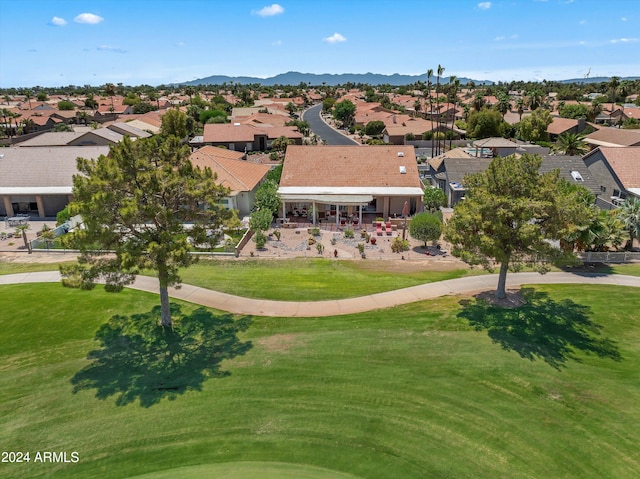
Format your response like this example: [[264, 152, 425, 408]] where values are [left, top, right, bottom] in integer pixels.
[[402, 201, 409, 217]]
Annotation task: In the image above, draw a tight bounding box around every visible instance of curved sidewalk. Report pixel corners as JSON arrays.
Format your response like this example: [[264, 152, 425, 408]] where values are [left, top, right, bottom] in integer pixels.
[[2, 271, 639, 317]]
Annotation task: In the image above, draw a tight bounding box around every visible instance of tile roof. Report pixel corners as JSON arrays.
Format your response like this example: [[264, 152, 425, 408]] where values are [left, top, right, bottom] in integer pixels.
[[189, 148, 270, 193], [473, 137, 519, 148], [107, 122, 152, 138], [547, 117, 580, 135], [0, 146, 109, 191], [443, 154, 600, 194], [585, 128, 640, 147], [588, 147, 640, 189], [280, 145, 422, 189], [16, 132, 83, 147], [203, 123, 302, 143]]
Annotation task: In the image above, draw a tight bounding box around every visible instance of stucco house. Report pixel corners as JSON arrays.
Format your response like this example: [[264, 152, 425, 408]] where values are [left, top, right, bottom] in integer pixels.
[[189, 146, 271, 217], [583, 146, 640, 208], [0, 146, 109, 217], [203, 123, 303, 152], [278, 145, 424, 226]]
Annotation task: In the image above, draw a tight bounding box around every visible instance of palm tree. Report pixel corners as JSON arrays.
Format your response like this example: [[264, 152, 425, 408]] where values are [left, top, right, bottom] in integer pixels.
[[24, 90, 33, 110], [554, 132, 589, 156], [426, 69, 434, 157], [495, 93, 511, 118], [104, 83, 116, 112], [587, 101, 603, 122], [472, 92, 486, 112], [516, 97, 525, 121], [617, 197, 640, 250], [608, 76, 620, 104], [447, 76, 459, 149], [436, 65, 445, 155], [526, 90, 543, 111]]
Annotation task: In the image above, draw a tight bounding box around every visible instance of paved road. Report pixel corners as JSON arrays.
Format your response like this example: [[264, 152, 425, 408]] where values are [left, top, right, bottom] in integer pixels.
[[1, 271, 639, 317], [302, 103, 359, 146]]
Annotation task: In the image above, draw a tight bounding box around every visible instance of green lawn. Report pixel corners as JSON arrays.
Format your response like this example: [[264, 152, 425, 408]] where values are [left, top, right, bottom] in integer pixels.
[[1, 283, 639, 478], [172, 258, 479, 300]]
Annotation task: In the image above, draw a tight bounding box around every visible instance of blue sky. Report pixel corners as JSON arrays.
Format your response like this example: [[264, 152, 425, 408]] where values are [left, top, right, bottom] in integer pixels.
[[0, 0, 638, 87]]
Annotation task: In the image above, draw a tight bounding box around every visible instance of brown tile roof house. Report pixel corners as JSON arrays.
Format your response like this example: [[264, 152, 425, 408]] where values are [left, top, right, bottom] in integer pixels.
[[547, 117, 586, 138], [0, 146, 109, 217], [190, 146, 271, 216], [583, 147, 640, 205], [278, 145, 424, 223], [585, 128, 640, 148], [203, 123, 303, 152]]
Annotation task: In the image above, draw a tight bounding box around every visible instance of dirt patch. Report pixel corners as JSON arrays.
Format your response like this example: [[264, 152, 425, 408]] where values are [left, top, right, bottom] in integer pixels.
[[474, 289, 526, 308], [0, 252, 77, 264], [257, 333, 305, 353]]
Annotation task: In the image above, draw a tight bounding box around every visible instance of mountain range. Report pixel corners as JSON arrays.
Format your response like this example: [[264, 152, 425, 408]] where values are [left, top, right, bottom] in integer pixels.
[[181, 71, 638, 87]]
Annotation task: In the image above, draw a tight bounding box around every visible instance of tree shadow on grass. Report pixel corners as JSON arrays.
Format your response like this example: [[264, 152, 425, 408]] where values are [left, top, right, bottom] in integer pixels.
[[71, 304, 252, 407], [457, 288, 621, 370]]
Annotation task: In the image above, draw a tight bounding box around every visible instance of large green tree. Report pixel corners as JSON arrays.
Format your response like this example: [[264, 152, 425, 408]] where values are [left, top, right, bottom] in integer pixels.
[[61, 136, 231, 327], [444, 154, 592, 299], [467, 109, 505, 139], [518, 108, 553, 142], [423, 186, 447, 212], [333, 99, 356, 128]]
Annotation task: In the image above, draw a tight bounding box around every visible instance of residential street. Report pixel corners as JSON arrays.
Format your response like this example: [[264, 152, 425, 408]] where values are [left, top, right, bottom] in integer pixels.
[[302, 103, 359, 146]]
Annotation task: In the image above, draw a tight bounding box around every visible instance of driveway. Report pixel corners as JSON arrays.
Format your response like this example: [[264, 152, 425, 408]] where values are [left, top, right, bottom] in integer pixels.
[[302, 104, 359, 146]]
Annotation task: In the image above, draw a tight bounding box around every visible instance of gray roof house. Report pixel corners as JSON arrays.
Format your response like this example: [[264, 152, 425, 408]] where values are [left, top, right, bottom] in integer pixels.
[[441, 154, 600, 207], [0, 146, 109, 217]]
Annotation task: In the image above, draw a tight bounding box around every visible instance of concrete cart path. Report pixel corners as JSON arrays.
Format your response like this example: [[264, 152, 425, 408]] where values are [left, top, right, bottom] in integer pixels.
[[1, 271, 639, 317]]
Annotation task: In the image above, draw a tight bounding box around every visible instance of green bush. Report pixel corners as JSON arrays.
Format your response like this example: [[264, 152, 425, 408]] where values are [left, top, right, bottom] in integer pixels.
[[344, 229, 355, 239], [409, 212, 443, 248], [391, 237, 410, 253], [254, 231, 267, 249]]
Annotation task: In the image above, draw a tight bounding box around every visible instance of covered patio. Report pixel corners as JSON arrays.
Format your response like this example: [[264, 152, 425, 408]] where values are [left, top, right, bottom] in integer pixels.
[[278, 145, 425, 230]]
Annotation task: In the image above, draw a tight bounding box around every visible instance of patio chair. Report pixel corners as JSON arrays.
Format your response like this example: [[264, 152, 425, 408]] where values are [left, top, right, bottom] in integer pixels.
[[339, 218, 347, 228], [352, 219, 359, 227], [385, 222, 392, 235], [376, 222, 383, 236]]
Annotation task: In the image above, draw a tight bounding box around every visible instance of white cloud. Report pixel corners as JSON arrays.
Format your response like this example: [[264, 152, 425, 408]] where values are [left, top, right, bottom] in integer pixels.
[[74, 13, 104, 24], [50, 16, 67, 26], [97, 45, 127, 53], [175, 41, 186, 47], [323, 32, 346, 44], [272, 40, 283, 46], [621, 17, 627, 22], [494, 36, 505, 41], [610, 38, 639, 44], [579, 19, 587, 25], [252, 4, 284, 17], [477, 2, 492, 9]]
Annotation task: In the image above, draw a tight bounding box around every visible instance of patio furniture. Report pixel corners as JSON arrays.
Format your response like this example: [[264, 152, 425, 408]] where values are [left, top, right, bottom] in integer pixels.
[[339, 218, 347, 228], [376, 222, 383, 236], [385, 222, 392, 235], [352, 219, 359, 227]]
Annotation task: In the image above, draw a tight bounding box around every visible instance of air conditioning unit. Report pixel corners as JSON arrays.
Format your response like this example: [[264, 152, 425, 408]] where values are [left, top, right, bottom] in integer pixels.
[[397, 152, 404, 157]]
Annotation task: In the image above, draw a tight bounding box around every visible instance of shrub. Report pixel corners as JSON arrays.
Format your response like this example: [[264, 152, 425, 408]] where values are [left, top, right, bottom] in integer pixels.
[[357, 243, 365, 254], [391, 237, 410, 253], [254, 231, 267, 249], [309, 227, 321, 236], [344, 229, 354, 238], [409, 212, 443, 248]]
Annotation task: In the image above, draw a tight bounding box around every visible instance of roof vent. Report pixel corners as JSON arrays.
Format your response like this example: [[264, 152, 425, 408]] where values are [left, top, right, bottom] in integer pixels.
[[399, 166, 407, 174], [233, 122, 241, 126], [570, 170, 584, 181], [397, 152, 404, 157]]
